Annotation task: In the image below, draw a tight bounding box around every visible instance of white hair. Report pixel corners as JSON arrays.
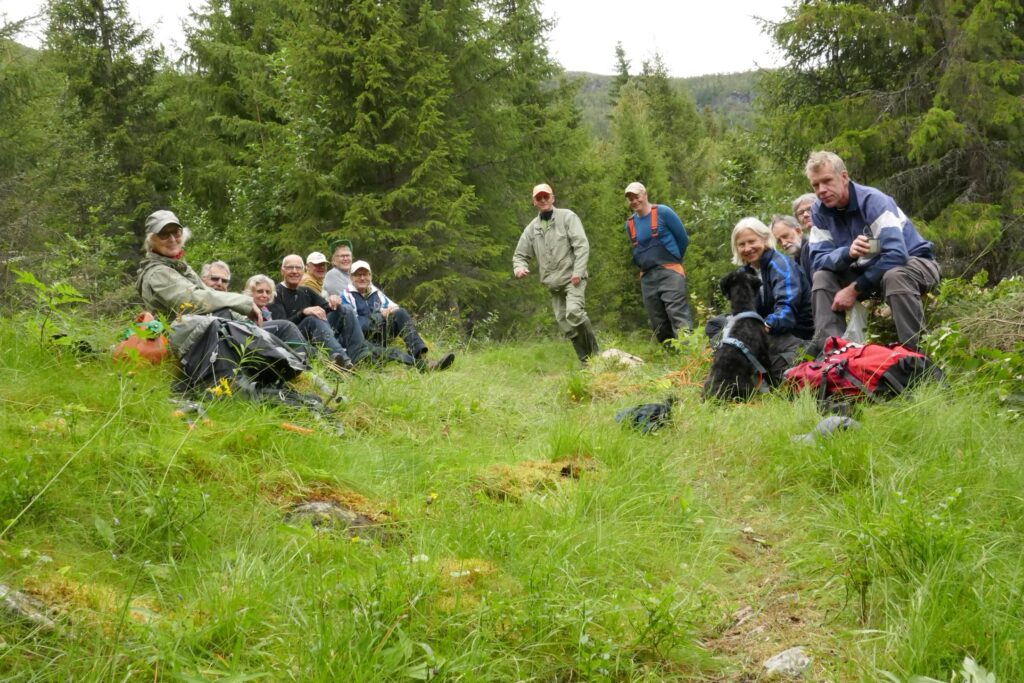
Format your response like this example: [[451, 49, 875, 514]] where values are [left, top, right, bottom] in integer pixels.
[[730, 217, 776, 266]]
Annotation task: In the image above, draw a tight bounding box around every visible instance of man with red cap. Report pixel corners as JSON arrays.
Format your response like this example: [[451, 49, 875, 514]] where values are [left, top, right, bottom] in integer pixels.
[[513, 183, 598, 364]]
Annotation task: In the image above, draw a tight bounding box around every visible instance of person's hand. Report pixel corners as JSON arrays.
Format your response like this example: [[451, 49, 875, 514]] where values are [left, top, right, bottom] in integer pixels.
[[303, 306, 327, 321], [570, 275, 582, 286], [327, 294, 341, 310], [514, 267, 529, 279], [380, 306, 395, 319], [849, 235, 871, 259], [248, 304, 264, 326], [832, 284, 858, 312]]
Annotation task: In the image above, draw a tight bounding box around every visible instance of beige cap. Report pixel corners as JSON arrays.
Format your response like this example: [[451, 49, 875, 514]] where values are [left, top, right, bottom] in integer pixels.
[[145, 210, 182, 235], [350, 260, 372, 274], [306, 251, 328, 265], [532, 183, 553, 198], [624, 182, 647, 196]]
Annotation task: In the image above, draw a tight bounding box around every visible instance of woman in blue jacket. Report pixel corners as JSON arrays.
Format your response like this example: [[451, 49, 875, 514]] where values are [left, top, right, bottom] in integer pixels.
[[731, 217, 814, 379]]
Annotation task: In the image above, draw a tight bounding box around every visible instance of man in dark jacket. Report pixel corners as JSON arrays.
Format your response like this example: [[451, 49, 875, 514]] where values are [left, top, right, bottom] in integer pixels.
[[268, 254, 370, 370], [805, 151, 940, 350]]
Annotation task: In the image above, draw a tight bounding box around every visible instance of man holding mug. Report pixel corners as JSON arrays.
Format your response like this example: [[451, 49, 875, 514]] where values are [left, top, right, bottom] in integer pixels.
[[805, 151, 940, 350]]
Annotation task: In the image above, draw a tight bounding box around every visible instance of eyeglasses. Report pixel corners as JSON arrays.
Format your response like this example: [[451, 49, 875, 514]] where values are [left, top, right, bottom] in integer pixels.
[[282, 265, 304, 271], [154, 228, 183, 241], [534, 193, 551, 201], [207, 276, 230, 284], [796, 208, 812, 217]]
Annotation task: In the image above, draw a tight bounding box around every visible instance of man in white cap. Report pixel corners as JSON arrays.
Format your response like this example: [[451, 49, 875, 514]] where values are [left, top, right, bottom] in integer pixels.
[[344, 260, 455, 371], [513, 182, 598, 364], [624, 181, 693, 345], [301, 251, 329, 295]]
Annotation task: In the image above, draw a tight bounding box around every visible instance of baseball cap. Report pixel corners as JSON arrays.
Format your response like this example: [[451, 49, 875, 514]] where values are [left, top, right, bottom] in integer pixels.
[[532, 183, 553, 198], [624, 182, 647, 196], [306, 251, 328, 265], [350, 260, 372, 274], [145, 210, 182, 235]]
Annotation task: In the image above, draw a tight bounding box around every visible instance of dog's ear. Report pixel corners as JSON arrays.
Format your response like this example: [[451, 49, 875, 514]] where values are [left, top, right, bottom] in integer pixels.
[[742, 271, 762, 290], [719, 270, 739, 297]]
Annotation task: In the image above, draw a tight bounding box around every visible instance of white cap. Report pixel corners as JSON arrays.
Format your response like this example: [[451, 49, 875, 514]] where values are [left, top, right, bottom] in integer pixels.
[[624, 182, 647, 196], [350, 260, 372, 274], [306, 251, 327, 265]]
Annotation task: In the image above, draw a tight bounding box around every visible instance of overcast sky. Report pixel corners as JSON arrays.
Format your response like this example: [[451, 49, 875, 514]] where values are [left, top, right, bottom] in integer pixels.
[[3, 0, 792, 77]]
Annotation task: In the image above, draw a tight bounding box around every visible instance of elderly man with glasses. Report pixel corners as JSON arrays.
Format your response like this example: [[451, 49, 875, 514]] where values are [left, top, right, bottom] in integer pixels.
[[200, 261, 233, 292]]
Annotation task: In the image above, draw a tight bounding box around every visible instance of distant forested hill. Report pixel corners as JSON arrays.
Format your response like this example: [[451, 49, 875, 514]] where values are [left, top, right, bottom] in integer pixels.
[[568, 70, 757, 138]]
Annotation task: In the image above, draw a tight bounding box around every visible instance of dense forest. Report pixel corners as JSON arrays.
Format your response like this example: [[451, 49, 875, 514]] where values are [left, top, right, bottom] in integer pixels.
[[1, 0, 1021, 337]]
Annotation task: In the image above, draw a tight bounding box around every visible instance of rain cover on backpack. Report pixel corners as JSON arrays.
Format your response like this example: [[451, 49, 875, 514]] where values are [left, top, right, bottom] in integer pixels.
[[171, 316, 307, 394], [784, 336, 943, 402]]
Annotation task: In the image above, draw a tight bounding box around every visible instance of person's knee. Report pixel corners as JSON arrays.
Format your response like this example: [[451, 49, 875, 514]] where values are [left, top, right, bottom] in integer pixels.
[[812, 269, 843, 292]]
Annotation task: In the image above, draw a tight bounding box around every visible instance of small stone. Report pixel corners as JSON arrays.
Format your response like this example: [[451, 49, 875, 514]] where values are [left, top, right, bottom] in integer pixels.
[[763, 646, 810, 678]]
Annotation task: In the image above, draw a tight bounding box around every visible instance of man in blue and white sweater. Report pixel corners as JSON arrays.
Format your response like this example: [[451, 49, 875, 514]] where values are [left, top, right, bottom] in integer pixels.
[[805, 151, 940, 350]]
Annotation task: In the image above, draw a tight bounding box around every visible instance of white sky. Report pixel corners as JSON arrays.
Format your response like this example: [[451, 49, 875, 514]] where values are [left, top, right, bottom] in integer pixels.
[[3, 0, 791, 77]]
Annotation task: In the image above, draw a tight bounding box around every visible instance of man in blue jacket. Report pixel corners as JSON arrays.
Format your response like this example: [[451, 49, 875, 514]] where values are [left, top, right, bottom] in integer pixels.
[[805, 151, 940, 350], [623, 182, 693, 345]]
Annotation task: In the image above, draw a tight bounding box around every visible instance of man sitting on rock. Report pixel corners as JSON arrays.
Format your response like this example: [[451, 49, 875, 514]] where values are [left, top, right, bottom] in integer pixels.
[[343, 260, 454, 371]]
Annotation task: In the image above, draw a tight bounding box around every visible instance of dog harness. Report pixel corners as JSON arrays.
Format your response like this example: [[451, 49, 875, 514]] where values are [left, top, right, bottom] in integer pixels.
[[719, 311, 770, 389]]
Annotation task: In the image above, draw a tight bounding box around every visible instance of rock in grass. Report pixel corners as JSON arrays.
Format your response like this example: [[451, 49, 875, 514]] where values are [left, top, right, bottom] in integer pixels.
[[0, 583, 56, 631], [763, 646, 810, 678], [790, 416, 860, 444]]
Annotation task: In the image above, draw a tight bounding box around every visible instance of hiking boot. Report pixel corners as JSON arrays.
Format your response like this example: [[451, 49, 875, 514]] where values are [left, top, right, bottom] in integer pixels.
[[329, 353, 356, 374], [423, 351, 455, 372]]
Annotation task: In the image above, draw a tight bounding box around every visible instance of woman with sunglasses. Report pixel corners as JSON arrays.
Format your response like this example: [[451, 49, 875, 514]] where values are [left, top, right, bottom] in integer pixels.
[[136, 210, 263, 322]]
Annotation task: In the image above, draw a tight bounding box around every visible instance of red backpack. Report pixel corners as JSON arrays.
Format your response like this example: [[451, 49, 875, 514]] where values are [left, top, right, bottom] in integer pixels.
[[784, 336, 943, 403]]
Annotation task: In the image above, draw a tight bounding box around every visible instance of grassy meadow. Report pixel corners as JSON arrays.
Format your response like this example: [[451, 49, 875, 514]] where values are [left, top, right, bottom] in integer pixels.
[[0, 318, 1021, 681]]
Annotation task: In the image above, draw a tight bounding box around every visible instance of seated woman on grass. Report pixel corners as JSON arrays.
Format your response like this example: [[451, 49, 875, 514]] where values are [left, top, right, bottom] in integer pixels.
[[730, 217, 814, 379], [135, 210, 306, 358]]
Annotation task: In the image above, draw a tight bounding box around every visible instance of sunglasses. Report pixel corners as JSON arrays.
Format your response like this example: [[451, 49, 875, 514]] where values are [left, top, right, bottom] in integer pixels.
[[155, 228, 183, 240], [208, 276, 230, 284], [534, 193, 551, 200]]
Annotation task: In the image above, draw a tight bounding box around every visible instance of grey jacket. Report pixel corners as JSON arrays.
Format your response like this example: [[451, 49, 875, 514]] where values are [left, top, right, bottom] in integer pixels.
[[512, 207, 590, 290], [136, 251, 253, 319]]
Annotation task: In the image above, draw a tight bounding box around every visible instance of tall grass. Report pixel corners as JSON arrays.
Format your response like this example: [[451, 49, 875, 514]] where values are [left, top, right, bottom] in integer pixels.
[[1, 319, 1022, 681]]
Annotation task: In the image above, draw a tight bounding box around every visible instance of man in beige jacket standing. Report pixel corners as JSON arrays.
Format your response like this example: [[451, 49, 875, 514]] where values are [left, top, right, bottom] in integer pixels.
[[513, 183, 599, 364]]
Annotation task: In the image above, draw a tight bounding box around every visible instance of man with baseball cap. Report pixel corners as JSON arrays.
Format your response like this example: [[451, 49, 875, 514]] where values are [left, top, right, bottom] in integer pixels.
[[343, 260, 455, 371], [300, 251, 329, 294], [624, 181, 693, 345], [513, 183, 598, 365]]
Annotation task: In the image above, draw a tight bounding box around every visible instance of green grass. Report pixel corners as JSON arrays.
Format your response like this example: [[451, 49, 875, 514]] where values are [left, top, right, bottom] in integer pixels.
[[1, 320, 1022, 681]]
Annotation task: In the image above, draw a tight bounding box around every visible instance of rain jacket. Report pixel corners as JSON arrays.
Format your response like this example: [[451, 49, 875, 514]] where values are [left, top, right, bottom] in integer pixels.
[[742, 249, 813, 339], [136, 251, 253, 319], [513, 207, 590, 290], [809, 181, 935, 295]]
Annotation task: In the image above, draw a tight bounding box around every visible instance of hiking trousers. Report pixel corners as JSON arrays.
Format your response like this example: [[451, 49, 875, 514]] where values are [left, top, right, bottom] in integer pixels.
[[812, 257, 940, 350], [641, 267, 693, 343]]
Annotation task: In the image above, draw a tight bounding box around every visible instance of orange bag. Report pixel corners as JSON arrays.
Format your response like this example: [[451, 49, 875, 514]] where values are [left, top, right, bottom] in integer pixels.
[[113, 312, 169, 364]]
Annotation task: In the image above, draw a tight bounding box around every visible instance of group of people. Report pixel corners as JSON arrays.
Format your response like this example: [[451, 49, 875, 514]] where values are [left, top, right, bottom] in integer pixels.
[[136, 216, 455, 377], [513, 150, 941, 381], [136, 149, 939, 391]]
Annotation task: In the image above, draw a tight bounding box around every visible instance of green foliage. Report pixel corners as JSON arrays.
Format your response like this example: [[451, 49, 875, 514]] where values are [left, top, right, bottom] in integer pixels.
[[758, 0, 1024, 281], [13, 269, 88, 348]]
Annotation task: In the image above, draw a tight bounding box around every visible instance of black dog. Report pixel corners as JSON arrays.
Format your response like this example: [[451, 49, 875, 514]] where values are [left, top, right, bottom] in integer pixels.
[[702, 270, 772, 401]]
